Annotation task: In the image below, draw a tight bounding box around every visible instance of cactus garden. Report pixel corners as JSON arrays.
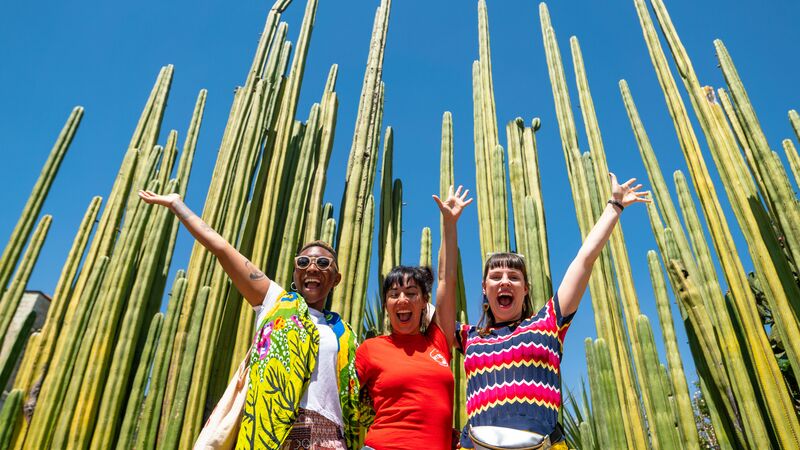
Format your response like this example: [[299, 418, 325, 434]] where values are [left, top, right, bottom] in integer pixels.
[[1, 0, 799, 449]]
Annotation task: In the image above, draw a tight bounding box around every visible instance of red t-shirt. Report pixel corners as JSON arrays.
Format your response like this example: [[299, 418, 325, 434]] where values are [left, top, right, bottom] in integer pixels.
[[356, 322, 454, 450]]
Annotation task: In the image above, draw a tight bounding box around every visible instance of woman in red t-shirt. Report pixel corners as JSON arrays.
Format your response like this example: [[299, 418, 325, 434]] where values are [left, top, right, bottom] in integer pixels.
[[356, 185, 472, 450]]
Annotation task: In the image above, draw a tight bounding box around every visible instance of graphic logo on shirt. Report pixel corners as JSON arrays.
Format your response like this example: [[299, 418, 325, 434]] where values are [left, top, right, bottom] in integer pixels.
[[429, 349, 448, 367]]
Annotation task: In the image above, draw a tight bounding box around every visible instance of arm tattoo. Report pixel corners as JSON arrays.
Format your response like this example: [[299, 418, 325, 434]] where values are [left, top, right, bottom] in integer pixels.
[[172, 201, 196, 221], [245, 259, 266, 281], [173, 201, 214, 233]]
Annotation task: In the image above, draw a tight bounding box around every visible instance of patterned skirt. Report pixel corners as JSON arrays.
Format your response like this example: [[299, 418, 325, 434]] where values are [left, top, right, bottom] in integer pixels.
[[281, 408, 347, 450]]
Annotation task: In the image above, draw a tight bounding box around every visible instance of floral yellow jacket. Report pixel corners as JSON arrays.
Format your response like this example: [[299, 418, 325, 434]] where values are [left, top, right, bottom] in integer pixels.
[[235, 290, 362, 449]]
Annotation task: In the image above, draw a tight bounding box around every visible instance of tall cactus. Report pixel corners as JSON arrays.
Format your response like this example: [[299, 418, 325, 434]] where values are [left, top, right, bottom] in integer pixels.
[[116, 312, 164, 449], [0, 389, 24, 449], [419, 227, 432, 268], [472, 0, 509, 260], [621, 76, 756, 447], [635, 315, 681, 449], [636, 0, 800, 444], [335, 0, 390, 325], [135, 273, 186, 450], [26, 256, 109, 449], [378, 127, 399, 285], [647, 251, 700, 448], [716, 41, 800, 268], [0, 215, 52, 342], [0, 107, 82, 294], [584, 338, 626, 449], [783, 138, 800, 190], [11, 197, 101, 396], [539, 4, 646, 447]]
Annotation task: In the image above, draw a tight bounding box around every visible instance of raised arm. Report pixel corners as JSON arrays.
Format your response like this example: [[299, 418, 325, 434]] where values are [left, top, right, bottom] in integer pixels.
[[432, 185, 472, 348], [138, 190, 270, 306], [557, 174, 649, 316]]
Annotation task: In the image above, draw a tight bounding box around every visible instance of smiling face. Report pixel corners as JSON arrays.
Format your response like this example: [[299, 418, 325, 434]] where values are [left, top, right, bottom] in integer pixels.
[[385, 276, 427, 335], [483, 266, 529, 324], [292, 245, 341, 309]]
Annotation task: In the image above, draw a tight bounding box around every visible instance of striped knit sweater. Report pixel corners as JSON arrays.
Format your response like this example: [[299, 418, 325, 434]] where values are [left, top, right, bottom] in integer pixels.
[[456, 295, 574, 444]]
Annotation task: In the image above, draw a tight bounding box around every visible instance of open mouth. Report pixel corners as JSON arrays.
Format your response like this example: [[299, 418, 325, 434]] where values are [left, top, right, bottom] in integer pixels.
[[396, 310, 412, 323], [497, 293, 513, 308], [303, 279, 321, 289]]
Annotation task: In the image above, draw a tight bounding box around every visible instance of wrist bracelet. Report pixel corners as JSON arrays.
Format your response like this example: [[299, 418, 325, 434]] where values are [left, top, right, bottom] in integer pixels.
[[608, 199, 624, 211]]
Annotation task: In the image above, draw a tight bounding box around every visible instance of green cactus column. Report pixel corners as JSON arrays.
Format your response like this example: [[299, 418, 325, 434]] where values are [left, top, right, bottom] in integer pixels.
[[647, 251, 700, 448], [637, 0, 800, 444], [116, 312, 164, 449], [670, 179, 758, 448], [0, 107, 82, 295], [420, 227, 432, 268], [163, 286, 210, 450], [621, 77, 754, 447], [335, 0, 390, 324], [439, 111, 468, 427], [716, 41, 800, 268], [0, 215, 52, 341], [12, 196, 101, 392], [26, 256, 109, 449], [0, 389, 24, 449], [539, 4, 645, 448], [378, 127, 399, 287], [782, 139, 800, 190], [636, 314, 682, 450], [471, 0, 510, 260], [135, 273, 186, 450], [699, 86, 800, 387], [584, 338, 626, 449]]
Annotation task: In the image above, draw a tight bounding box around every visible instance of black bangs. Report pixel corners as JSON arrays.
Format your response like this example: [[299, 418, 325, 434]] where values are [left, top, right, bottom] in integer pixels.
[[483, 252, 528, 280], [382, 265, 434, 299]]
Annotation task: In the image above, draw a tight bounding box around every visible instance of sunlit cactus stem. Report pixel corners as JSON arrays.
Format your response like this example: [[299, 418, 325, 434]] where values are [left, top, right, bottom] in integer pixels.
[[0, 214, 52, 341], [0, 107, 82, 294], [419, 227, 432, 268]]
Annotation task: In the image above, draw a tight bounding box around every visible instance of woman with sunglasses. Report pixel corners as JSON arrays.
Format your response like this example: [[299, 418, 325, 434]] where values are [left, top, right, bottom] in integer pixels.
[[138, 190, 361, 450], [454, 174, 649, 450], [355, 185, 472, 450]]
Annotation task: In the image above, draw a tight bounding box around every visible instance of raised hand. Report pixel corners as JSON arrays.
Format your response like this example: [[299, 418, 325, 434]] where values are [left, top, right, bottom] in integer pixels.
[[138, 190, 181, 209], [433, 184, 474, 223], [609, 173, 651, 208]]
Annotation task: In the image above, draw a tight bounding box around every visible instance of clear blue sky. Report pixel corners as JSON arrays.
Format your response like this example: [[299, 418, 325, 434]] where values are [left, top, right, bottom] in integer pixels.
[[2, 0, 799, 396]]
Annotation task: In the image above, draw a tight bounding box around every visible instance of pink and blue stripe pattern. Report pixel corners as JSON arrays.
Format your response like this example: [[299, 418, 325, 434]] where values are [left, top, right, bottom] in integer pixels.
[[456, 295, 573, 441]]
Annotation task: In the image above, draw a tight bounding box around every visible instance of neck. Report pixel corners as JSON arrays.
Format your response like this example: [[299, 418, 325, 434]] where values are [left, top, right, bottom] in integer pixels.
[[306, 298, 326, 312]]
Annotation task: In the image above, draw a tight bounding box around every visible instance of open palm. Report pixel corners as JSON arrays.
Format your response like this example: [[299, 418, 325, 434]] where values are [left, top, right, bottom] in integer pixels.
[[610, 173, 650, 208], [433, 185, 473, 222], [138, 190, 181, 208]]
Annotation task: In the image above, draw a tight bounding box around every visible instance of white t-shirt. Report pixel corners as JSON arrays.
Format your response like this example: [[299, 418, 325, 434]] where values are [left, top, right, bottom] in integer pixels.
[[253, 282, 344, 429]]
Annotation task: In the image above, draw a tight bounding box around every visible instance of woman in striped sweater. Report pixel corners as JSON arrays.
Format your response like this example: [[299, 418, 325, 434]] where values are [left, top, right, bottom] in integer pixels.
[[455, 173, 649, 449]]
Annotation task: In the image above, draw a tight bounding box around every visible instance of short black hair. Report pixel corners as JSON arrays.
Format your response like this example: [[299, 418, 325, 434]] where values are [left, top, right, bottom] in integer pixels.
[[298, 240, 338, 269], [382, 265, 434, 302]]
